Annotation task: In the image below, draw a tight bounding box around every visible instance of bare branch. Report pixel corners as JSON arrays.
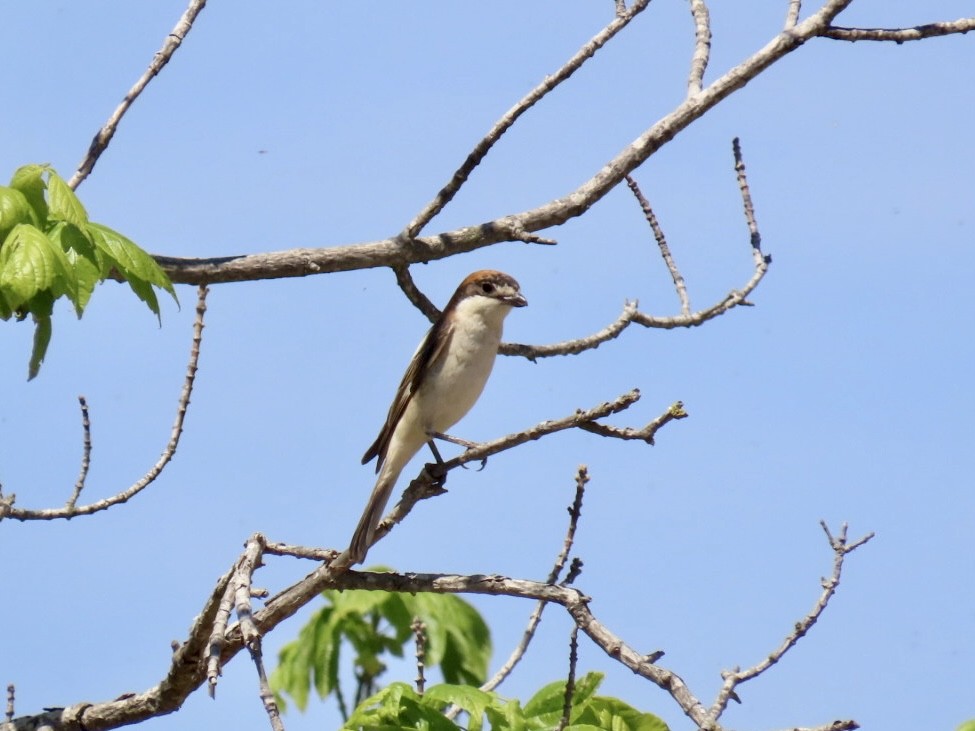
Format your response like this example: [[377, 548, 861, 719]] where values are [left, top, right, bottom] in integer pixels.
[[479, 466, 590, 695], [392, 265, 441, 323], [687, 0, 712, 96], [823, 17, 975, 42], [363, 390, 655, 552], [773, 722, 859, 731], [151, 1, 854, 287], [1, 286, 209, 522], [65, 396, 92, 510], [68, 0, 209, 189], [411, 618, 428, 696], [624, 175, 691, 315], [784, 0, 802, 30], [206, 578, 236, 697], [703, 522, 875, 725], [578, 401, 687, 444], [5, 513, 872, 731], [732, 137, 765, 261], [556, 626, 580, 731], [504, 139, 767, 361], [401, 0, 652, 240]]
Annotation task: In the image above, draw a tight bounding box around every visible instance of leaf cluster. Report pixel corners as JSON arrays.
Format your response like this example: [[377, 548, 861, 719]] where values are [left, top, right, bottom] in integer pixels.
[[271, 583, 491, 713], [272, 586, 668, 730], [0, 164, 176, 378], [345, 672, 669, 731]]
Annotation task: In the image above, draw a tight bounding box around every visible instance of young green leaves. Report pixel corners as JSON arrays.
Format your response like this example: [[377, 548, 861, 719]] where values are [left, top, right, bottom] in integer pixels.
[[0, 164, 177, 378]]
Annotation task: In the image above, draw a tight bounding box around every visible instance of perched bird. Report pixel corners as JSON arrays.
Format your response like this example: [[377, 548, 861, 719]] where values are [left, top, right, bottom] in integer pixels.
[[334, 270, 527, 568]]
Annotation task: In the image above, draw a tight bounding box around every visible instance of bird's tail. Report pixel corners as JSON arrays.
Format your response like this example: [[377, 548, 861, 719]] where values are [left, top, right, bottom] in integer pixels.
[[335, 462, 402, 568]]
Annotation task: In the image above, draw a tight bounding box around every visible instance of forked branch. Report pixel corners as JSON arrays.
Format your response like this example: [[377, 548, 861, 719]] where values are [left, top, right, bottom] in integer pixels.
[[0, 286, 209, 522]]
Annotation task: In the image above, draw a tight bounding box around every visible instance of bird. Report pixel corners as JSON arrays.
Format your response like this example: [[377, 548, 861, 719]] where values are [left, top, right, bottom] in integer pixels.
[[333, 270, 527, 569]]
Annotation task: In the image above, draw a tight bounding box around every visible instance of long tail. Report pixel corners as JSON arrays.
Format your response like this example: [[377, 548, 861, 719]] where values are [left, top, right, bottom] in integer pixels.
[[333, 461, 403, 569]]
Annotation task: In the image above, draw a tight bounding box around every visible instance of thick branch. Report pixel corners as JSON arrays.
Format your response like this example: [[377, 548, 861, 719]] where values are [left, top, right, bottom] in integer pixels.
[[3, 514, 872, 731], [150, 1, 858, 285]]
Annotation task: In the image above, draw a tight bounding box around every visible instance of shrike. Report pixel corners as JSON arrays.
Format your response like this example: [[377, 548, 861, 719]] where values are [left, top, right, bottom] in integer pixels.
[[334, 270, 527, 568]]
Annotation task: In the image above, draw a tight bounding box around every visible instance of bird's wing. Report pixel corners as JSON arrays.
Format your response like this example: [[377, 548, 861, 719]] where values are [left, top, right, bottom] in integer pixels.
[[361, 316, 454, 471]]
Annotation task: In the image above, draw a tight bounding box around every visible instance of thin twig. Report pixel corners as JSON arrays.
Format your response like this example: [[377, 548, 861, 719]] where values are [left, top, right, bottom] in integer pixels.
[[411, 618, 428, 696], [823, 17, 975, 42], [249, 633, 285, 731], [784, 0, 802, 29], [478, 466, 590, 695], [703, 522, 875, 726], [578, 401, 687, 444], [232, 536, 283, 731], [206, 580, 236, 698], [687, 0, 712, 95], [501, 141, 769, 361], [264, 542, 337, 561], [732, 138, 765, 263], [556, 626, 580, 731], [5, 685, 13, 723], [624, 175, 691, 315], [364, 390, 655, 552], [2, 286, 209, 521], [69, 0, 210, 189], [65, 396, 92, 509], [401, 0, 652, 239], [392, 265, 440, 322]]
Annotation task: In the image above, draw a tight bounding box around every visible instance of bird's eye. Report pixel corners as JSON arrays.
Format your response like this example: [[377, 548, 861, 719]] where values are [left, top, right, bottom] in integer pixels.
[[480, 282, 495, 295]]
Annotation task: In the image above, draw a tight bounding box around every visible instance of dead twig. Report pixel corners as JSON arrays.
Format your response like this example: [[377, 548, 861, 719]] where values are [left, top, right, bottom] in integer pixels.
[[69, 0, 210, 189], [687, 0, 712, 95], [401, 0, 652, 240], [703, 522, 875, 726], [823, 17, 975, 42], [65, 396, 92, 510], [624, 175, 690, 315], [1, 286, 209, 522]]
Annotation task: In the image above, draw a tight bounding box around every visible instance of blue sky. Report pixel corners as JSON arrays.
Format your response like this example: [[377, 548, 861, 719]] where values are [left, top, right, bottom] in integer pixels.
[[1, 2, 973, 730]]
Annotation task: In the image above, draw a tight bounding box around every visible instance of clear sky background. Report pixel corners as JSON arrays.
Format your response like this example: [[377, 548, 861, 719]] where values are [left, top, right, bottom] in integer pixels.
[[1, 2, 973, 730]]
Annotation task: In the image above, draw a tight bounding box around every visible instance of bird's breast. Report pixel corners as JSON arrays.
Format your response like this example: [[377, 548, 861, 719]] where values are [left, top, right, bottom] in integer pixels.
[[416, 318, 501, 433]]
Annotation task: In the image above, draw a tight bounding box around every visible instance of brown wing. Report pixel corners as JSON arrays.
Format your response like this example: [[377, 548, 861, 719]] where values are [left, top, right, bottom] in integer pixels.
[[361, 315, 454, 471]]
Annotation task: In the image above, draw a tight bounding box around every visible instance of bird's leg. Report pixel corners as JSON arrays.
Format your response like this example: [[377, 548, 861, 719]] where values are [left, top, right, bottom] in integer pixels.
[[423, 438, 449, 484], [427, 431, 488, 471]]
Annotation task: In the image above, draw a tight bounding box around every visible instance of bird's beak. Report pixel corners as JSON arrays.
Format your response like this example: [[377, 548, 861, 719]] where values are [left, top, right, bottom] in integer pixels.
[[507, 292, 528, 308]]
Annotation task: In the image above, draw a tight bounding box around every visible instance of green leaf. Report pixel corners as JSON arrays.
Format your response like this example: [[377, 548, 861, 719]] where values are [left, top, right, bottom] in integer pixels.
[[524, 673, 603, 722], [85, 221, 177, 319], [409, 592, 491, 686], [345, 683, 460, 731], [957, 722, 975, 731], [484, 698, 527, 731], [423, 685, 496, 731], [0, 186, 39, 241], [46, 170, 88, 227], [0, 224, 71, 310], [571, 696, 669, 731], [28, 303, 53, 381], [9, 164, 49, 222], [48, 222, 103, 316]]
